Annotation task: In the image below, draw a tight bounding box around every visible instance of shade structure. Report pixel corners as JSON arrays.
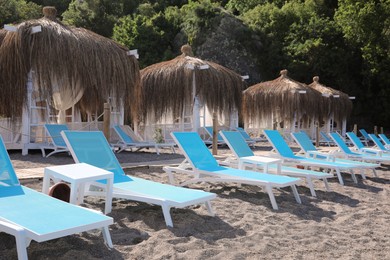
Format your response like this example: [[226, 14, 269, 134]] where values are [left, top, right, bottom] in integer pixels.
[[243, 69, 325, 129], [139, 45, 245, 124], [0, 29, 6, 46], [308, 76, 352, 123], [0, 7, 141, 120]]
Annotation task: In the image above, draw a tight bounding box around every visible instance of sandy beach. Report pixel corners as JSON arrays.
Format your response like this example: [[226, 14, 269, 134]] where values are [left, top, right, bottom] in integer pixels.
[[1, 145, 389, 259]]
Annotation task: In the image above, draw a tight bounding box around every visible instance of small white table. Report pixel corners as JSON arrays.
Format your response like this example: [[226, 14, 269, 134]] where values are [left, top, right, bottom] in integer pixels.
[[238, 156, 282, 174], [42, 163, 114, 214]]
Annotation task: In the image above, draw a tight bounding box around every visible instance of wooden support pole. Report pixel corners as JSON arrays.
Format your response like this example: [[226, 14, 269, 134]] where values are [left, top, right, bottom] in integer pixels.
[[315, 125, 320, 147], [212, 112, 218, 155], [374, 125, 378, 135], [380, 127, 384, 134], [353, 124, 357, 135], [103, 103, 110, 141]]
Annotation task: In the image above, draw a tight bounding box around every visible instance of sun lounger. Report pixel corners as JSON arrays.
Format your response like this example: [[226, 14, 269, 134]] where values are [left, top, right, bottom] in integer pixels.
[[359, 129, 371, 144], [292, 131, 379, 174], [220, 131, 334, 197], [378, 134, 390, 148], [329, 132, 390, 166], [368, 134, 390, 153], [113, 125, 175, 155], [346, 132, 387, 156], [61, 130, 215, 227], [235, 127, 266, 144], [43, 124, 70, 157], [263, 130, 373, 185], [165, 132, 302, 210], [0, 136, 113, 260], [203, 126, 226, 146]]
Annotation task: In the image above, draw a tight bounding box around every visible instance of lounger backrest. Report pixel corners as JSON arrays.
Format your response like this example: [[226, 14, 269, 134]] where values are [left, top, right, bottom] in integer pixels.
[[0, 136, 20, 186], [171, 132, 219, 170], [368, 134, 386, 150], [291, 132, 317, 152], [236, 127, 252, 141], [45, 124, 69, 147], [320, 132, 332, 142], [379, 134, 390, 145], [204, 126, 224, 142], [359, 129, 370, 140], [114, 125, 135, 144], [346, 132, 365, 149], [62, 131, 128, 181], [220, 131, 254, 158], [328, 133, 353, 154], [263, 130, 296, 158]]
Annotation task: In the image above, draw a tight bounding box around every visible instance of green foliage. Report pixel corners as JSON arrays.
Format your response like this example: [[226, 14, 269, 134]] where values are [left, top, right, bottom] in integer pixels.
[[113, 5, 178, 67], [62, 0, 124, 37], [179, 0, 221, 46], [0, 0, 41, 25]]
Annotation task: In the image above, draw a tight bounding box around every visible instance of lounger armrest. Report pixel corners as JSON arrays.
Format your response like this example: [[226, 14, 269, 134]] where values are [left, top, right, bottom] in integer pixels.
[[306, 150, 335, 161], [0, 220, 26, 237], [359, 148, 383, 156]]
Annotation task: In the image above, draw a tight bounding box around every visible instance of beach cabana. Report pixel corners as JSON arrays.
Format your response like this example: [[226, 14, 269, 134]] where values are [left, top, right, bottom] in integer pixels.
[[308, 76, 352, 135], [0, 7, 140, 154], [138, 45, 245, 140], [243, 70, 325, 136]]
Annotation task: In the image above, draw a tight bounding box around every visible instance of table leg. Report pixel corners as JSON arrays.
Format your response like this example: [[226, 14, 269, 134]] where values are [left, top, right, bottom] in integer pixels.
[[69, 182, 78, 205], [42, 173, 51, 195], [105, 178, 113, 214]]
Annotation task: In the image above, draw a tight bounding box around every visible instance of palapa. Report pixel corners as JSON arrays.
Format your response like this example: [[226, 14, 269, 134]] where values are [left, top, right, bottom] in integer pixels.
[[309, 76, 352, 123], [0, 6, 140, 120], [139, 45, 245, 122], [243, 69, 325, 127]]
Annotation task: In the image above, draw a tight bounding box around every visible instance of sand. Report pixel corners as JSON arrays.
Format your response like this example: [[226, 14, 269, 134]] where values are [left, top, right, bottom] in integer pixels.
[[1, 145, 389, 259]]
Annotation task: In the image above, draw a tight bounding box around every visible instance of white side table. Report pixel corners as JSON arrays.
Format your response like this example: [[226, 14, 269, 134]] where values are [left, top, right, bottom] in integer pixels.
[[238, 156, 282, 174], [42, 163, 113, 214]]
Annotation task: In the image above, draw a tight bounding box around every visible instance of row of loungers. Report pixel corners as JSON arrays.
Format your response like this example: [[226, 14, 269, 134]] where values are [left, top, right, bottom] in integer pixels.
[[1, 128, 387, 259]]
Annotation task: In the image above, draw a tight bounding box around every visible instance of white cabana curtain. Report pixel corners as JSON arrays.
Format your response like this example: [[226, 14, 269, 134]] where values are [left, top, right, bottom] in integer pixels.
[[51, 77, 84, 124]]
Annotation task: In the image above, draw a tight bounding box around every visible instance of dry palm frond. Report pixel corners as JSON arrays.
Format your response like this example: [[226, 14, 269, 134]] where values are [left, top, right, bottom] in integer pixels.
[[243, 69, 326, 126], [309, 76, 352, 122], [140, 45, 245, 122], [0, 7, 140, 120]]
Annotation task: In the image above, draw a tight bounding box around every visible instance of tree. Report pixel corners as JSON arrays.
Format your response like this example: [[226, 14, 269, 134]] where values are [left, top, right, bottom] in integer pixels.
[[62, 0, 124, 37], [0, 0, 41, 25], [335, 0, 390, 126], [113, 3, 179, 67]]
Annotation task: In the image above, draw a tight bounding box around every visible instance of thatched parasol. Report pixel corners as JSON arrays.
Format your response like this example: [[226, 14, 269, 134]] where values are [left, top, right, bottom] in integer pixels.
[[139, 45, 245, 122], [0, 29, 6, 46], [0, 6, 140, 120], [309, 76, 352, 123], [243, 69, 325, 127]]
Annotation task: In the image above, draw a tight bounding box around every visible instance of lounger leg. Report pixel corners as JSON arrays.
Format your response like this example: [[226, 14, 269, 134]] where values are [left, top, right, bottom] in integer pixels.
[[323, 178, 331, 191], [0, 221, 28, 260], [161, 205, 174, 227], [102, 226, 113, 248], [372, 169, 378, 177], [155, 144, 160, 155], [165, 168, 176, 185], [306, 177, 316, 197], [350, 170, 358, 183], [265, 185, 278, 210], [360, 169, 366, 180], [205, 201, 215, 216], [335, 169, 344, 185], [291, 185, 302, 204]]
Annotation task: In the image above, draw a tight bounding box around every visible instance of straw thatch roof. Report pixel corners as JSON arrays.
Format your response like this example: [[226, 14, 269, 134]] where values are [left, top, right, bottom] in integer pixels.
[[139, 45, 245, 122], [309, 76, 352, 122], [0, 7, 140, 119], [243, 70, 325, 126], [0, 29, 6, 46]]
